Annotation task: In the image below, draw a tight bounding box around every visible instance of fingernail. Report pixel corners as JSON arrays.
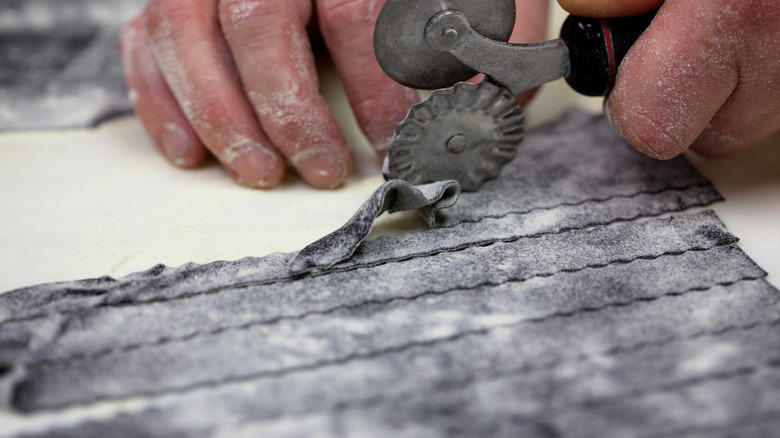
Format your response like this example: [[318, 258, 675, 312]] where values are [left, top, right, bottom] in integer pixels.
[[224, 139, 281, 188], [161, 122, 195, 166], [373, 138, 392, 152], [604, 99, 625, 136], [127, 88, 139, 105], [374, 138, 391, 160], [294, 150, 348, 189]]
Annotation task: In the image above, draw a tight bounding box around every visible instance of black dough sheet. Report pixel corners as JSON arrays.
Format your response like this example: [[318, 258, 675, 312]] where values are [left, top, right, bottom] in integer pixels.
[[0, 0, 145, 131], [1, 111, 778, 437]]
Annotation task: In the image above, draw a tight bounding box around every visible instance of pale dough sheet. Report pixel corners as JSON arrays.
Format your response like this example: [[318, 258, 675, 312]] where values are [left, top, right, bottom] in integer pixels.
[[0, 0, 146, 131], [0, 4, 777, 292], [1, 75, 778, 293], [1, 3, 776, 292]]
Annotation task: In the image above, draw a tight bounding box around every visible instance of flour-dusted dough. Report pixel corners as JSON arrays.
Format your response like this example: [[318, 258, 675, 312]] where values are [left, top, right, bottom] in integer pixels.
[[0, 0, 145, 131], [290, 179, 461, 274], [2, 111, 777, 437]]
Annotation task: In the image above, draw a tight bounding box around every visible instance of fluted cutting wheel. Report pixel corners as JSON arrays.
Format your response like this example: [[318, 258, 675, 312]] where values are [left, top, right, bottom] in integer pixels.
[[386, 81, 524, 192]]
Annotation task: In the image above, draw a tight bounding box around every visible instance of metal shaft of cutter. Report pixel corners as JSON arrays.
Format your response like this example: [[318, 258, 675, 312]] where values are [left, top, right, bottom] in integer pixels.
[[423, 9, 656, 97]]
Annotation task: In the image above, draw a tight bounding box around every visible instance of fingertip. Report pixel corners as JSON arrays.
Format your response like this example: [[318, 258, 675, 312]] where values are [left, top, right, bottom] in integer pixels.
[[160, 122, 207, 168], [605, 96, 688, 160], [558, 0, 663, 18], [293, 149, 353, 189], [601, 0, 745, 161], [221, 139, 287, 189]]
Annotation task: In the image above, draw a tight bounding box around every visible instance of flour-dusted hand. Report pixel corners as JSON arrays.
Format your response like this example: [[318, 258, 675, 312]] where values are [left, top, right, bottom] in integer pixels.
[[560, 0, 780, 159], [119, 0, 414, 189], [119, 0, 549, 189]]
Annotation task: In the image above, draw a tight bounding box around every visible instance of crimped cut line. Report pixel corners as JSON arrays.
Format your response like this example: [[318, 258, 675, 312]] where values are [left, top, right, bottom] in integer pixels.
[[641, 411, 780, 438], [22, 246, 740, 369], [578, 365, 765, 408], [302, 200, 730, 281], [24, 269, 764, 373], [20, 311, 780, 416], [440, 182, 717, 229], [387, 338, 780, 423], [20, 325, 492, 412], [0, 184, 721, 328], [232, 320, 780, 428]]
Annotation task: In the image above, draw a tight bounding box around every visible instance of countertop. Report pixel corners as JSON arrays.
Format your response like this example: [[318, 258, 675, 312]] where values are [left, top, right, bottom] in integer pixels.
[[1, 5, 777, 293]]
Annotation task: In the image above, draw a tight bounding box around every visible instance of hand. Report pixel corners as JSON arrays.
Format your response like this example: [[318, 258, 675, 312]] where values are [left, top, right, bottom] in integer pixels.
[[559, 0, 780, 159], [119, 0, 418, 189], [119, 0, 550, 189]]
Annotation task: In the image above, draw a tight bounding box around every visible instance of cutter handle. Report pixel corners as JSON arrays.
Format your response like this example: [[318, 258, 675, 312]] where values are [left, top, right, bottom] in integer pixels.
[[560, 12, 656, 96]]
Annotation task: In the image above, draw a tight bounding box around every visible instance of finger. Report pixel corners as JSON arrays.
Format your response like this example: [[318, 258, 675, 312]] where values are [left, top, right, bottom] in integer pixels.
[[558, 0, 664, 18], [315, 0, 420, 153], [690, 3, 780, 158], [604, 0, 741, 159], [144, 0, 285, 188], [119, 16, 208, 168], [512, 0, 550, 105], [218, 0, 352, 188], [692, 97, 780, 159], [512, 0, 549, 43]]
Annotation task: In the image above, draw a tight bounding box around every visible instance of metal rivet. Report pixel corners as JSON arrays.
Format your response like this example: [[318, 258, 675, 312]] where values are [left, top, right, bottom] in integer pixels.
[[446, 134, 468, 153], [442, 28, 459, 42]]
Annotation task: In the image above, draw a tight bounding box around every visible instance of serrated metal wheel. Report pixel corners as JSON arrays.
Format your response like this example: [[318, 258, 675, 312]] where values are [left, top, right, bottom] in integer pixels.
[[386, 81, 524, 192]]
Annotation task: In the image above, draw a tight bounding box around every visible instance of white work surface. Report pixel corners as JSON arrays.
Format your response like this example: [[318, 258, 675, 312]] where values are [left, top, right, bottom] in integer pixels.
[[1, 75, 778, 294], [1, 6, 778, 293]]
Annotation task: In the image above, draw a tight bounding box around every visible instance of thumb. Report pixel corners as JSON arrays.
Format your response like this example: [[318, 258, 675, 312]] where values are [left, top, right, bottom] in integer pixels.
[[557, 0, 664, 17]]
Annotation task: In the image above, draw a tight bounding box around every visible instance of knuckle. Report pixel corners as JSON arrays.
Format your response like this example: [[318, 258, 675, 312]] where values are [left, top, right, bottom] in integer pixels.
[[144, 0, 198, 36], [118, 17, 144, 53], [188, 98, 235, 130], [218, 0, 266, 28], [218, 0, 308, 29]]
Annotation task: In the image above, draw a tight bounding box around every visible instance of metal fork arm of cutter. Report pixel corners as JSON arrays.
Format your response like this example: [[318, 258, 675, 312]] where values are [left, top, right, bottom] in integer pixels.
[[425, 10, 568, 96]]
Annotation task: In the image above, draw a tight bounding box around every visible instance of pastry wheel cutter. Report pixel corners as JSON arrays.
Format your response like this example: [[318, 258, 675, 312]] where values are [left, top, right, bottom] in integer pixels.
[[374, 0, 655, 191]]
